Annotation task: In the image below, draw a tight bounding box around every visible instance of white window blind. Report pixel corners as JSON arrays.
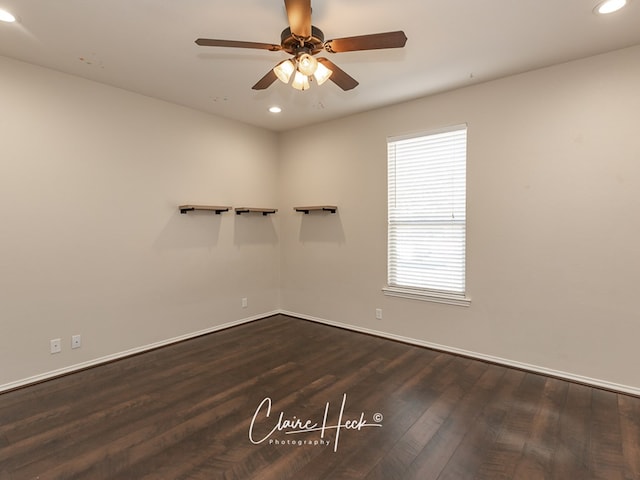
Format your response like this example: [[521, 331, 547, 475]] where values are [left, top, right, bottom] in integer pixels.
[[386, 125, 468, 305]]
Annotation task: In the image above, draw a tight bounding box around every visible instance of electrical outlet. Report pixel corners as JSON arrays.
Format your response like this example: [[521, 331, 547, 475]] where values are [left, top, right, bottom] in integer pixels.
[[375, 308, 383, 320], [242, 297, 248, 308], [71, 334, 81, 349], [50, 338, 62, 354]]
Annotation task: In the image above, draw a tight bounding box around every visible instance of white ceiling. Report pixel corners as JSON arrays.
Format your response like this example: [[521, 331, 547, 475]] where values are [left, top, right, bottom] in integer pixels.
[[1, 0, 639, 132]]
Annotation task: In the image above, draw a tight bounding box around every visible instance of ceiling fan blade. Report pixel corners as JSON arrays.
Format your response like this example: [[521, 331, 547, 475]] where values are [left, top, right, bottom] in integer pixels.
[[195, 38, 282, 51], [324, 31, 407, 53], [284, 0, 312, 39], [317, 58, 358, 91], [252, 69, 278, 90]]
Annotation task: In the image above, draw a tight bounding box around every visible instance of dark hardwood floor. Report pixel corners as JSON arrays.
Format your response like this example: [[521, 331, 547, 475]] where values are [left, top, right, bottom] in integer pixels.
[[1, 314, 639, 479]]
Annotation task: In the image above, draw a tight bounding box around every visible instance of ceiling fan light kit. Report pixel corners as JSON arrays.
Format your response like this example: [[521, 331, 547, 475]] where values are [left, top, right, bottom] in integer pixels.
[[273, 53, 333, 90], [195, 0, 407, 92]]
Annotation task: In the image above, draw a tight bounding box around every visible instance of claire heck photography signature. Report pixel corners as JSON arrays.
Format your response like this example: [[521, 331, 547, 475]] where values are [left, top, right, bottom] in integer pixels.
[[248, 393, 383, 453]]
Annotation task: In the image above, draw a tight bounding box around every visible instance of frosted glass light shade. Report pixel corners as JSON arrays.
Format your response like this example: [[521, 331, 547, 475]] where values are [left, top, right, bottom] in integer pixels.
[[297, 54, 318, 76], [313, 62, 333, 85], [291, 71, 310, 91], [274, 60, 295, 83]]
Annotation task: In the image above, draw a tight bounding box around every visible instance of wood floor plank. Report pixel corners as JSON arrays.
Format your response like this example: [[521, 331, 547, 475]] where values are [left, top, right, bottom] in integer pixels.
[[435, 367, 527, 480], [1, 315, 639, 479], [551, 381, 593, 479], [618, 393, 640, 479], [512, 376, 568, 479], [471, 372, 550, 479], [311, 352, 459, 479], [401, 362, 505, 480], [589, 388, 628, 480]]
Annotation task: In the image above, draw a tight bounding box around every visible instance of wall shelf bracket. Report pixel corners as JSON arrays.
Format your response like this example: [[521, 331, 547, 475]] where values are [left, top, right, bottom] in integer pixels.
[[179, 205, 231, 214], [235, 207, 278, 216], [294, 205, 338, 214]]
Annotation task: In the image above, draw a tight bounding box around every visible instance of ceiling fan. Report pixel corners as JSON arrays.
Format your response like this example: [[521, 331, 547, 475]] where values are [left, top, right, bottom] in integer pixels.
[[195, 0, 407, 91]]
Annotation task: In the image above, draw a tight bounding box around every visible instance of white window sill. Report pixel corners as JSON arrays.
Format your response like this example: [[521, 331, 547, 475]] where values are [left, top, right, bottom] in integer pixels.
[[382, 286, 471, 307]]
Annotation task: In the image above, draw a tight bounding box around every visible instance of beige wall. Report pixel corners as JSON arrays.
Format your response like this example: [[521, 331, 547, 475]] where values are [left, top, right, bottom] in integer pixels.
[[279, 45, 640, 391], [0, 56, 280, 387], [2, 44, 640, 392]]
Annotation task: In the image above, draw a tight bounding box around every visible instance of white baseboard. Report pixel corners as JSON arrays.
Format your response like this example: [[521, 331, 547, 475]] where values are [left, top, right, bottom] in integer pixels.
[[280, 310, 640, 397], [0, 311, 278, 394], [4, 309, 639, 397]]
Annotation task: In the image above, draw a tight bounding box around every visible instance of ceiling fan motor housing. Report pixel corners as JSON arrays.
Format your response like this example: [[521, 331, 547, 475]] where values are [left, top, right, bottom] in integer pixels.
[[281, 26, 325, 55]]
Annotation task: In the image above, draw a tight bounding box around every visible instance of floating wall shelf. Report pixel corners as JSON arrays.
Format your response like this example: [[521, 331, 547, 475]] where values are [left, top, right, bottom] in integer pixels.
[[235, 207, 278, 216], [179, 205, 231, 214], [294, 205, 338, 214]]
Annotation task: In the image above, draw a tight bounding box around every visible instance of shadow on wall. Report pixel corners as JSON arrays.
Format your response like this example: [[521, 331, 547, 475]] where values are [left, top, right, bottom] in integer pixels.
[[154, 208, 222, 250], [234, 213, 279, 246], [298, 212, 346, 244]]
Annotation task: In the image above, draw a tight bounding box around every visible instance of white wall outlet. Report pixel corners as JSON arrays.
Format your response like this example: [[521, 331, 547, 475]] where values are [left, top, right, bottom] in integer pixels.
[[375, 308, 383, 320], [242, 297, 248, 308], [50, 338, 62, 354], [71, 334, 81, 349]]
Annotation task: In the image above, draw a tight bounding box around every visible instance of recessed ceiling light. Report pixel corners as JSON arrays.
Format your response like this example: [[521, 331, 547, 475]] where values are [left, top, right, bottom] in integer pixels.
[[594, 0, 627, 14], [0, 9, 16, 22], [269, 106, 282, 114]]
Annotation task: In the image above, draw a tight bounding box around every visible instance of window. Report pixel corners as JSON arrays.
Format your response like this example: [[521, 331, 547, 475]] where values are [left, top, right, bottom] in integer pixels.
[[384, 124, 470, 306]]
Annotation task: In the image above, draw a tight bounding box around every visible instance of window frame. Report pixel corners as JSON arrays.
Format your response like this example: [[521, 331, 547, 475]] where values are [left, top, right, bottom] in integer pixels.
[[383, 124, 471, 307]]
